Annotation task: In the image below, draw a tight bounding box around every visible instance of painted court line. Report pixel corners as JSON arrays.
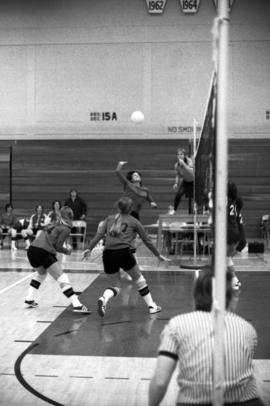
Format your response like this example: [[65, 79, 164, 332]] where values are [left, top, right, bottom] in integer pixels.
[[0, 272, 33, 294]]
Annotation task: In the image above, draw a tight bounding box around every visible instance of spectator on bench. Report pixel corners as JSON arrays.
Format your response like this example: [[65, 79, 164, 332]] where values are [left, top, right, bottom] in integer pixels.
[[47, 200, 62, 225], [64, 189, 87, 249], [0, 203, 18, 250]]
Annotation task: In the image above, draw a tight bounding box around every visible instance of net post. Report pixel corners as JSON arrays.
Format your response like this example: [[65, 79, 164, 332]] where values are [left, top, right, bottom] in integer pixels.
[[212, 0, 230, 405]]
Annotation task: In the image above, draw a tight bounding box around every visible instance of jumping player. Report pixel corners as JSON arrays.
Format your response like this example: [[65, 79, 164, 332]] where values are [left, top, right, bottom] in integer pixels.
[[82, 197, 169, 317], [24, 206, 90, 314], [115, 161, 157, 220]]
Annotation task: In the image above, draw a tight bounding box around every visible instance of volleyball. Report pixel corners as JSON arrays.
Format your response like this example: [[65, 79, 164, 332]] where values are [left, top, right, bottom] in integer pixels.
[[130, 110, 144, 123]]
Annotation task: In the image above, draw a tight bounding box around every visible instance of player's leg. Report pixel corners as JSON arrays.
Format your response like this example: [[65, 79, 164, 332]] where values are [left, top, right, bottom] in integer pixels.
[[173, 184, 185, 212], [97, 250, 122, 317], [38, 250, 91, 313], [24, 246, 47, 307], [25, 266, 47, 307], [47, 261, 91, 313], [97, 272, 121, 317], [227, 243, 241, 290], [127, 264, 162, 314]]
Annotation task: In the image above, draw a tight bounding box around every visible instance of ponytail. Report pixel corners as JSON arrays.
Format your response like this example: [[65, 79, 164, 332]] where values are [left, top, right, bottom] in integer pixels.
[[109, 197, 133, 237], [109, 213, 122, 237]]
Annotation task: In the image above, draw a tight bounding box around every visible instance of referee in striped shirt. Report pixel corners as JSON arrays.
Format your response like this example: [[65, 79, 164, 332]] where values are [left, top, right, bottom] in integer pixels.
[[149, 267, 264, 406]]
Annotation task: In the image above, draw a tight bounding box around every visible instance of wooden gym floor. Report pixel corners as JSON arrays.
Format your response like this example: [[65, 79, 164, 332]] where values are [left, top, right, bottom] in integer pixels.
[[0, 243, 270, 406]]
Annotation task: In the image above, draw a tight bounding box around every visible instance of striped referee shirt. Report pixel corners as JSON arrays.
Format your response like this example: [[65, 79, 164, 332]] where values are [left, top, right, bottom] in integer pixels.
[[158, 311, 258, 404]]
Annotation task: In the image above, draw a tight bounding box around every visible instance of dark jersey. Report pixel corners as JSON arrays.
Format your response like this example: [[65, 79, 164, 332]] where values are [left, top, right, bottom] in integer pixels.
[[227, 198, 240, 245], [116, 169, 154, 214]]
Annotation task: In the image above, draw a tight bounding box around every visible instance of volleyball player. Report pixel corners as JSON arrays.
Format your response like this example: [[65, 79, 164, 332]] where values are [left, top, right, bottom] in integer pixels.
[[24, 206, 90, 313], [115, 161, 157, 220], [82, 196, 169, 317], [170, 148, 194, 215], [227, 181, 242, 289], [115, 161, 158, 279]]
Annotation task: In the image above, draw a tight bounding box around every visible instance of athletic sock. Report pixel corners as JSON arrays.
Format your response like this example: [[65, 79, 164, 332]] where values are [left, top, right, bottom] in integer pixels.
[[102, 287, 120, 305], [57, 273, 81, 307], [135, 275, 155, 307], [25, 272, 46, 301]]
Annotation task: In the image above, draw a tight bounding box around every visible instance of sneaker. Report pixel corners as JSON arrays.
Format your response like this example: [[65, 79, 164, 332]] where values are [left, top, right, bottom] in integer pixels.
[[73, 304, 91, 314], [25, 300, 38, 308], [232, 276, 241, 291], [149, 303, 162, 314], [97, 297, 106, 317]]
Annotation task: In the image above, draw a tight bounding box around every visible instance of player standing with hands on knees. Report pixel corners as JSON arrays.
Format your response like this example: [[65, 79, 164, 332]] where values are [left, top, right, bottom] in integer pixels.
[[115, 161, 157, 220], [24, 206, 91, 314], [82, 197, 169, 317]]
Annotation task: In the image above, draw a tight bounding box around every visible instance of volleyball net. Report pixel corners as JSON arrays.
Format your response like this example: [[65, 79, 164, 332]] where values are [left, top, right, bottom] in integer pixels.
[[194, 72, 217, 210]]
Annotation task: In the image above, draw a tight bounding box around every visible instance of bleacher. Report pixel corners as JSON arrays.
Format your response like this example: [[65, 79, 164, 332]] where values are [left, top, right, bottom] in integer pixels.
[[0, 138, 270, 241]]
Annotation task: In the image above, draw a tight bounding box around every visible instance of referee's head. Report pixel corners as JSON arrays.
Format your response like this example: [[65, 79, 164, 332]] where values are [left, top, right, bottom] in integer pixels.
[[194, 266, 235, 312]]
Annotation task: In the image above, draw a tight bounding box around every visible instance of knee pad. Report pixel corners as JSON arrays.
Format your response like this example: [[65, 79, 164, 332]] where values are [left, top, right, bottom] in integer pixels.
[[30, 271, 47, 289], [109, 286, 121, 297], [57, 273, 74, 297], [135, 275, 147, 290]]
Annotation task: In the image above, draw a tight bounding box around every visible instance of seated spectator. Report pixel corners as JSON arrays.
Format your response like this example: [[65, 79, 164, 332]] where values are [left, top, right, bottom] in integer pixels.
[[149, 267, 264, 406], [64, 189, 87, 248], [47, 200, 62, 225], [0, 203, 18, 250], [22, 204, 48, 249]]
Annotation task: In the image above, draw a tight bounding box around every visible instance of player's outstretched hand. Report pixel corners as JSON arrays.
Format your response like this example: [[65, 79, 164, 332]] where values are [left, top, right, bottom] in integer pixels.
[[82, 249, 91, 261], [158, 254, 171, 263], [65, 243, 72, 255], [119, 161, 128, 166]]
